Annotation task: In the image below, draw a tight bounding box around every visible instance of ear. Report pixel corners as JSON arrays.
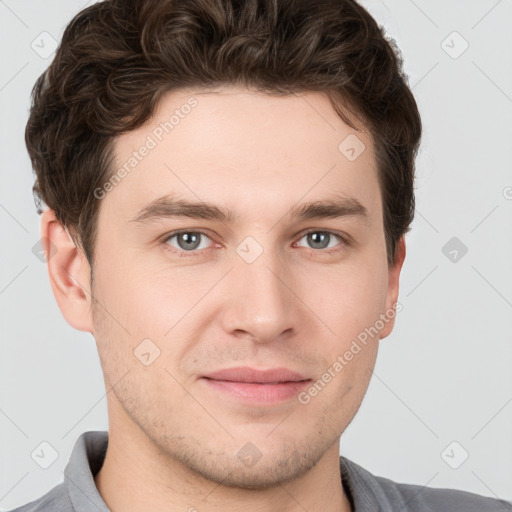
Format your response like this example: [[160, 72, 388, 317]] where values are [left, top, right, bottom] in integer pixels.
[[379, 235, 406, 340], [40, 209, 94, 333]]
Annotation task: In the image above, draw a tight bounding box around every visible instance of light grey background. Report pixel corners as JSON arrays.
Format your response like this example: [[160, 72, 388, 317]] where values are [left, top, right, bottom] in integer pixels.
[[1, 0, 511, 509]]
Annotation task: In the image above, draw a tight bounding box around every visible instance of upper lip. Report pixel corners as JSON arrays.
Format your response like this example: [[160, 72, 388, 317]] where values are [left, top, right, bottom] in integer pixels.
[[202, 366, 309, 384]]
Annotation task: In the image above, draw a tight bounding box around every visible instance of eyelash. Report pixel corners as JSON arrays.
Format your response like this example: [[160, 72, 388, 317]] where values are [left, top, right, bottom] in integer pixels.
[[162, 229, 350, 258]]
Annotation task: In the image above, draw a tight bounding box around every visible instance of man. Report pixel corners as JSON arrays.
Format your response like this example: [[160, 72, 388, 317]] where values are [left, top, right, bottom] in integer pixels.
[[11, 0, 511, 510]]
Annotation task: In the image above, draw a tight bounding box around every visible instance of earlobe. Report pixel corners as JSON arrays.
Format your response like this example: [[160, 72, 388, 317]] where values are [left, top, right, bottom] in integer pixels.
[[380, 236, 406, 340], [40, 209, 94, 333]]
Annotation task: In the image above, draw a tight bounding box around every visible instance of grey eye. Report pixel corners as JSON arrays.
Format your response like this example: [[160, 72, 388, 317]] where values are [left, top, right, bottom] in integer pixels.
[[166, 232, 210, 251], [298, 232, 341, 250]]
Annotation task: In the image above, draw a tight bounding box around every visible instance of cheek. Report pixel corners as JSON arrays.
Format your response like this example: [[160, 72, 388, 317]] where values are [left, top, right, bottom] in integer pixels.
[[94, 259, 221, 366], [307, 260, 388, 337]]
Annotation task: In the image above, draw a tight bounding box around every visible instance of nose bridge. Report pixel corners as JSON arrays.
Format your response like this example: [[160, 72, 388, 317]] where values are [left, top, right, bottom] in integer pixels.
[[221, 234, 297, 341]]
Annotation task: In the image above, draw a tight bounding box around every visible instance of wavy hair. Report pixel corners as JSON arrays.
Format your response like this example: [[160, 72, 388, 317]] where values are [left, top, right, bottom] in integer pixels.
[[26, 0, 422, 269]]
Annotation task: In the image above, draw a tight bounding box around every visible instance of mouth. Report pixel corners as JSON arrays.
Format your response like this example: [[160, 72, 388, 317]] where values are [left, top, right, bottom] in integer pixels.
[[201, 366, 311, 403], [202, 366, 309, 383]]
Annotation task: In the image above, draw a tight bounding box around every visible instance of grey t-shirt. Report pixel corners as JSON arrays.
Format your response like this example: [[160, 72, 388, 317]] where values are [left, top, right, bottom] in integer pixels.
[[8, 430, 512, 511]]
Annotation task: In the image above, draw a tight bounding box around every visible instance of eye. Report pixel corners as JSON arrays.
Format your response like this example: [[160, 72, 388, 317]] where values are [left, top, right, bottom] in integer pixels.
[[163, 230, 213, 256], [294, 230, 347, 253], [162, 229, 349, 258]]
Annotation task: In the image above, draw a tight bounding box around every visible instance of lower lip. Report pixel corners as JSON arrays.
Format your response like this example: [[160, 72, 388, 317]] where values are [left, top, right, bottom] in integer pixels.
[[202, 378, 311, 403]]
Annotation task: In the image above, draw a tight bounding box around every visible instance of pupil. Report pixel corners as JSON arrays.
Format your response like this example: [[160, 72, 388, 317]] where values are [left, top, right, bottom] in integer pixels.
[[309, 232, 328, 249], [180, 233, 200, 250]]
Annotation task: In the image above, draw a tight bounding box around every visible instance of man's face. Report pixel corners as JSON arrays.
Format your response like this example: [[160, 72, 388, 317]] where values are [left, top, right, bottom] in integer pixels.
[[89, 86, 400, 488]]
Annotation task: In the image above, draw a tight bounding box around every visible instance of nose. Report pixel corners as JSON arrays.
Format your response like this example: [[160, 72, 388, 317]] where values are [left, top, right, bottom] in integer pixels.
[[219, 243, 301, 343]]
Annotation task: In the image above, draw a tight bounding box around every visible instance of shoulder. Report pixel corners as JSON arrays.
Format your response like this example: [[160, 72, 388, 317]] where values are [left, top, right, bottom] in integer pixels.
[[6, 482, 73, 512], [376, 474, 512, 512], [340, 456, 512, 512]]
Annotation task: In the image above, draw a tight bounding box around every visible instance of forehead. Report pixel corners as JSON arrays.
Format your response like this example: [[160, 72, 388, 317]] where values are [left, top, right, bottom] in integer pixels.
[[103, 86, 381, 227]]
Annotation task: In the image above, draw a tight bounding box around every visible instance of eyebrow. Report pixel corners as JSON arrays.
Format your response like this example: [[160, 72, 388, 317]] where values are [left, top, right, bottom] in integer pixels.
[[129, 194, 369, 225]]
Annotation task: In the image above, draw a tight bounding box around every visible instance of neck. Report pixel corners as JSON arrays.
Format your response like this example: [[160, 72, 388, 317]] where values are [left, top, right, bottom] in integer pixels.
[[94, 422, 352, 512]]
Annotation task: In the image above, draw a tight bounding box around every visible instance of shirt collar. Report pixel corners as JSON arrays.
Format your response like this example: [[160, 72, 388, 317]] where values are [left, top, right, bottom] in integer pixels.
[[64, 430, 110, 512]]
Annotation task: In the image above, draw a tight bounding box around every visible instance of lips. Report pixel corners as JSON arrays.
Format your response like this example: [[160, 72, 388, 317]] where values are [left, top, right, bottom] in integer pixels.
[[202, 366, 309, 384]]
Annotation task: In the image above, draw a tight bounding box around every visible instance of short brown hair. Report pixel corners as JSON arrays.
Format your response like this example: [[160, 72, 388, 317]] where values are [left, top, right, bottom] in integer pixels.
[[26, 0, 421, 271]]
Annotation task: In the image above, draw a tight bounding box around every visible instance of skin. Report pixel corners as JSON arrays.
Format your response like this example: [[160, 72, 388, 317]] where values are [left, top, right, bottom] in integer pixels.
[[42, 86, 406, 512]]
